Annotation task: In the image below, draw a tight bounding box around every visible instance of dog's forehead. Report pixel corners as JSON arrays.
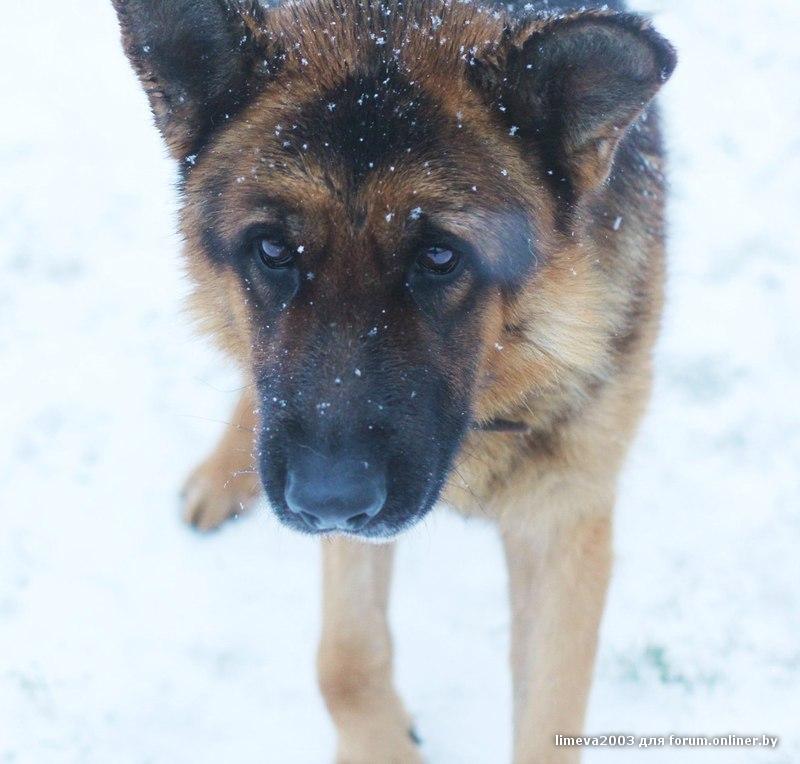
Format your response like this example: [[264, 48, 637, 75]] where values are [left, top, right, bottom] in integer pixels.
[[185, 3, 546, 260], [290, 63, 445, 184], [195, 0, 513, 199], [200, 65, 527, 238]]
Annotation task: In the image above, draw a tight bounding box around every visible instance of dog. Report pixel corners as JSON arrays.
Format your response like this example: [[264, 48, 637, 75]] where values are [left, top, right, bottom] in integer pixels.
[[113, 0, 675, 760]]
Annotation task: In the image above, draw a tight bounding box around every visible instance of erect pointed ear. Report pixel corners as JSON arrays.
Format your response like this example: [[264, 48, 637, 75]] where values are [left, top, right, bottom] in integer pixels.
[[471, 12, 677, 194], [112, 0, 278, 160]]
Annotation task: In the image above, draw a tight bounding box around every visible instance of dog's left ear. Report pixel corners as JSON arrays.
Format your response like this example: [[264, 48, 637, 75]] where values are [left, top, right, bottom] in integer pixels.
[[471, 12, 677, 194], [112, 0, 277, 160]]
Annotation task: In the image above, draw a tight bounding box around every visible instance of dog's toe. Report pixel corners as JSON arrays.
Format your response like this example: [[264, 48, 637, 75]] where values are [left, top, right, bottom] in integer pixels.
[[183, 486, 230, 531], [180, 463, 259, 532]]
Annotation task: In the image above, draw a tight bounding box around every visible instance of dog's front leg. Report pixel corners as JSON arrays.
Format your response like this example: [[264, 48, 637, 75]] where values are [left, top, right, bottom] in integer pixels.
[[318, 537, 421, 764], [182, 388, 261, 531], [501, 492, 612, 764]]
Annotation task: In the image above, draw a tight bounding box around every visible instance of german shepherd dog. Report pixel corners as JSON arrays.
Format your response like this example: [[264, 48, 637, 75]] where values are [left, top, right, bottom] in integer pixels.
[[113, 0, 675, 759]]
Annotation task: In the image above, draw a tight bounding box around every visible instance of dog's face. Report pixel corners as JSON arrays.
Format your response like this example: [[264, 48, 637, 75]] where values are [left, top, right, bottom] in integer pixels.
[[115, 0, 675, 538]]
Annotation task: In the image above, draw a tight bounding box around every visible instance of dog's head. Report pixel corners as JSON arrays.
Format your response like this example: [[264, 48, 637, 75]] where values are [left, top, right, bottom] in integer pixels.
[[115, 0, 675, 538]]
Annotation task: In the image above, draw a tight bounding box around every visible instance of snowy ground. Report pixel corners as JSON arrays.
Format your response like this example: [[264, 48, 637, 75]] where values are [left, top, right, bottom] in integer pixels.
[[1, 1, 799, 762]]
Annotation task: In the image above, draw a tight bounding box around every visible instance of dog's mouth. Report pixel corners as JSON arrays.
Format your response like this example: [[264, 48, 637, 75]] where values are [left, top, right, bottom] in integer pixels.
[[277, 504, 427, 541], [260, 446, 450, 540], [269, 491, 435, 540]]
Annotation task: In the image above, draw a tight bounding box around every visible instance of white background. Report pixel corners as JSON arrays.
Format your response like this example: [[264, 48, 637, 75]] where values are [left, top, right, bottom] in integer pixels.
[[1, 1, 798, 761]]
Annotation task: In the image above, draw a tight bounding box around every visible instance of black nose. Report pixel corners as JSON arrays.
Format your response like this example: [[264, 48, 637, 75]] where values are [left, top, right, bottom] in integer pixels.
[[285, 451, 387, 532]]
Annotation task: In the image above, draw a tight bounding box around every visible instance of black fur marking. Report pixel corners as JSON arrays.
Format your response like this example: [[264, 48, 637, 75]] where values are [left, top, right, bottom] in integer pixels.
[[293, 61, 449, 193]]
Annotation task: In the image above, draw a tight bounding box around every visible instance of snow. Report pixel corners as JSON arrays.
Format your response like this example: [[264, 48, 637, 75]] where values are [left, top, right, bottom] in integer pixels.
[[1, 1, 799, 762]]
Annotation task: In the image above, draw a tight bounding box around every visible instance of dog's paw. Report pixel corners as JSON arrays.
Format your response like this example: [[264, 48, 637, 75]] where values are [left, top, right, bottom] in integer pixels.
[[180, 456, 261, 532], [336, 739, 422, 764], [335, 723, 423, 764]]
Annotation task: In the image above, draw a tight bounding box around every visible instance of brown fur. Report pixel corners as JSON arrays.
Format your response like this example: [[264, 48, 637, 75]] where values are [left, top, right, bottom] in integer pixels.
[[114, 0, 675, 759]]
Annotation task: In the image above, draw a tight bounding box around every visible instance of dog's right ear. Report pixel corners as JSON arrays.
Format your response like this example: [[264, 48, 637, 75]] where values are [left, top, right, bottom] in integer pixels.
[[112, 0, 278, 160]]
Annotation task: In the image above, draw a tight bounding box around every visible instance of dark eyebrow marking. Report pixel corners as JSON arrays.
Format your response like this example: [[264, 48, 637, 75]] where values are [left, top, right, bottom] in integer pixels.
[[241, 192, 295, 215], [197, 188, 296, 267]]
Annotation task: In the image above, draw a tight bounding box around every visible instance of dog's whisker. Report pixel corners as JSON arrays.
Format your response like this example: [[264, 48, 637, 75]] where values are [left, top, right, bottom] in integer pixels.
[[174, 413, 256, 434]]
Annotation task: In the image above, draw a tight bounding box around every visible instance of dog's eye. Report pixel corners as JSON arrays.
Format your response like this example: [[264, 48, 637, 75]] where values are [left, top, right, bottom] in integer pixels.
[[255, 236, 294, 269], [418, 246, 459, 275]]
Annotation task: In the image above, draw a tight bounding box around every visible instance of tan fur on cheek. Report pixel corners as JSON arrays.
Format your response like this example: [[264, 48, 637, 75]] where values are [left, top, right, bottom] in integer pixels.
[[183, 249, 254, 368]]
